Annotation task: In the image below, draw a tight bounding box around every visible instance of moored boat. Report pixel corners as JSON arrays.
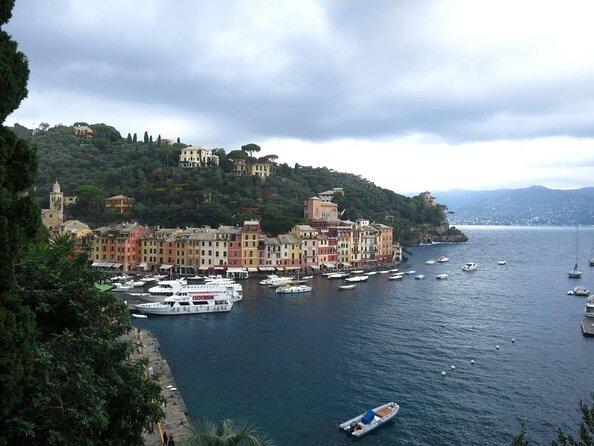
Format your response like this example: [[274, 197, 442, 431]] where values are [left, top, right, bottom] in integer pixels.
[[134, 291, 233, 315], [339, 402, 399, 438], [498, 260, 507, 265], [345, 275, 368, 283], [327, 272, 350, 279], [568, 286, 589, 296], [425, 259, 436, 265], [463, 262, 478, 272], [436, 273, 448, 280], [568, 263, 582, 279], [388, 273, 405, 281], [275, 284, 312, 294], [585, 295, 594, 318], [437, 256, 449, 263], [338, 284, 356, 290], [414, 274, 426, 280]]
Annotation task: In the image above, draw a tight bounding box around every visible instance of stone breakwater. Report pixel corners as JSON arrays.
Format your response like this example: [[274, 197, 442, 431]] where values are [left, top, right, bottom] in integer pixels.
[[129, 328, 192, 445]]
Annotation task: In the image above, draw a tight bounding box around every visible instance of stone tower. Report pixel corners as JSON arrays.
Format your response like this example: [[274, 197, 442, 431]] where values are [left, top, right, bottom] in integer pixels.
[[42, 180, 64, 231], [49, 180, 64, 220]]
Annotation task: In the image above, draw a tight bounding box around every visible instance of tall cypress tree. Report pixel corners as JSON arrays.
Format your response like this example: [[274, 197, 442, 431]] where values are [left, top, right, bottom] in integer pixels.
[[0, 0, 40, 435], [133, 132, 137, 143], [143, 131, 149, 144], [126, 132, 132, 143]]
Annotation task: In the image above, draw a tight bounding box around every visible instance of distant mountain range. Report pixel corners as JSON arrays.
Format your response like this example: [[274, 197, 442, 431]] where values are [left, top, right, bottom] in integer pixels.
[[433, 186, 594, 226]]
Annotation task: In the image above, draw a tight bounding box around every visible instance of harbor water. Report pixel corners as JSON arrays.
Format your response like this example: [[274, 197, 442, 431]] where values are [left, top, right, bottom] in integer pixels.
[[133, 226, 594, 445]]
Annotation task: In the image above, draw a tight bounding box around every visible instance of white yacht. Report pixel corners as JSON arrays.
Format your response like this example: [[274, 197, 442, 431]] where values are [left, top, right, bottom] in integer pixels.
[[275, 284, 312, 294], [585, 295, 594, 318], [345, 275, 368, 283], [437, 256, 449, 263], [463, 262, 478, 272], [134, 290, 234, 315]]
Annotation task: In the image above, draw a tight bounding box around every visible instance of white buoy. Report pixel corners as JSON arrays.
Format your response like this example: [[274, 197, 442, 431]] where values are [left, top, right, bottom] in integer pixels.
[[470, 359, 475, 365], [511, 338, 516, 343], [496, 345, 500, 350], [441, 371, 446, 377], [451, 365, 456, 370]]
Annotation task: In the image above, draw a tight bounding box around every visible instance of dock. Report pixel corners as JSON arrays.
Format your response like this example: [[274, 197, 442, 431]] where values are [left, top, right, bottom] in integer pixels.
[[581, 319, 594, 336], [129, 328, 192, 445]]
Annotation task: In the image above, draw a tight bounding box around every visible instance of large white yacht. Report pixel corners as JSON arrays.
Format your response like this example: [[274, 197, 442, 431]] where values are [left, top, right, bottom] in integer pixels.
[[134, 289, 234, 315]]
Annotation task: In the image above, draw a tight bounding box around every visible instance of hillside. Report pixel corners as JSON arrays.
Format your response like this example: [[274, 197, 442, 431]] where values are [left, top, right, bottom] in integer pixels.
[[12, 123, 461, 244], [435, 186, 594, 225]]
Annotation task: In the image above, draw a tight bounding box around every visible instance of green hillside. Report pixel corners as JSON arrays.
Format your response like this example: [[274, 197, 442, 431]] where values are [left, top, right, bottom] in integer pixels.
[[12, 123, 460, 244]]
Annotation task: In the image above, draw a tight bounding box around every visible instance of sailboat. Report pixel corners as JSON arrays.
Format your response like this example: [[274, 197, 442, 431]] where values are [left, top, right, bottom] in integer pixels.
[[568, 224, 582, 279]]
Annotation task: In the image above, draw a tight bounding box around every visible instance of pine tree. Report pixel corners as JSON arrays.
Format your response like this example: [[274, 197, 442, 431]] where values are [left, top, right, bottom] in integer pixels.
[[0, 0, 40, 435]]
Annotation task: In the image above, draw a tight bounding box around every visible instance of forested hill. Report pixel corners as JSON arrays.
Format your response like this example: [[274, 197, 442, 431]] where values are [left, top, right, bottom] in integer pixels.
[[12, 123, 458, 243]]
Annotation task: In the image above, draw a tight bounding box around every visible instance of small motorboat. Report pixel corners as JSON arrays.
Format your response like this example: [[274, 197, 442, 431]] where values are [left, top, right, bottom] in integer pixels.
[[364, 271, 378, 276], [339, 402, 399, 438], [405, 270, 416, 275], [338, 284, 356, 290], [497, 260, 507, 265], [351, 270, 365, 274], [131, 313, 148, 319], [388, 274, 404, 281], [425, 259, 436, 265], [345, 275, 368, 283], [414, 274, 426, 280], [436, 274, 449, 280], [463, 262, 478, 272], [437, 256, 449, 263], [568, 286, 589, 296]]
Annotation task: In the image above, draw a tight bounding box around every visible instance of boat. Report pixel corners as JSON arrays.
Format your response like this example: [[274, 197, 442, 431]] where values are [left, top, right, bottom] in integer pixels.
[[339, 402, 399, 438], [259, 275, 294, 287], [275, 284, 312, 294], [425, 259, 436, 265], [414, 274, 426, 280], [345, 275, 368, 283], [111, 281, 135, 292], [498, 260, 507, 265], [351, 270, 365, 274], [364, 271, 378, 276], [437, 256, 449, 263], [388, 273, 405, 281], [405, 270, 416, 275], [463, 262, 478, 272], [568, 286, 589, 296], [569, 224, 582, 278], [585, 295, 594, 318], [327, 272, 350, 279], [436, 273, 448, 280], [389, 268, 399, 273], [378, 270, 390, 274], [131, 313, 148, 319], [338, 284, 356, 290], [302, 275, 314, 280], [134, 291, 234, 315], [568, 263, 582, 279]]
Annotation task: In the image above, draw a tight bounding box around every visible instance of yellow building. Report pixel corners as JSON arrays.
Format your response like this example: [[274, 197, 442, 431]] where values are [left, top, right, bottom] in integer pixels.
[[241, 220, 262, 268], [232, 159, 273, 177]]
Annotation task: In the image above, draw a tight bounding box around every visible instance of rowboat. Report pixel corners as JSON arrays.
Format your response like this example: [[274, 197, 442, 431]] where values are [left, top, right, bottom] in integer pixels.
[[339, 402, 399, 437]]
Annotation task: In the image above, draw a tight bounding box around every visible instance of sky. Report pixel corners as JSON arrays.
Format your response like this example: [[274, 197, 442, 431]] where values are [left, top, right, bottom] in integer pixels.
[[4, 0, 594, 195]]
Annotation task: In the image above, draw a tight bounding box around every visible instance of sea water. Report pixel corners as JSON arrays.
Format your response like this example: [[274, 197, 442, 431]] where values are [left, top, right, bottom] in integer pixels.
[[133, 226, 594, 445]]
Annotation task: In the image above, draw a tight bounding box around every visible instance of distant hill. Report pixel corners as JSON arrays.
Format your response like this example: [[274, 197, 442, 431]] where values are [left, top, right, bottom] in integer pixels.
[[434, 186, 594, 225]]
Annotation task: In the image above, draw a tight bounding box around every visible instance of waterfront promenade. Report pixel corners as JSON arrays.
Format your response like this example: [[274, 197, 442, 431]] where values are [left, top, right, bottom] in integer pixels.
[[129, 328, 192, 445]]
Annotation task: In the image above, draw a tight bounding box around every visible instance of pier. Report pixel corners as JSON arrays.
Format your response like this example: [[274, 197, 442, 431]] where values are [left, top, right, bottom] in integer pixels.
[[581, 319, 594, 337], [129, 328, 192, 445]]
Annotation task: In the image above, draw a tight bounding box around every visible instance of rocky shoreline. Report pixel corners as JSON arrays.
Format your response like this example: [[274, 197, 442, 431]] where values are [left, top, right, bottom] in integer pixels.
[[128, 328, 192, 445]]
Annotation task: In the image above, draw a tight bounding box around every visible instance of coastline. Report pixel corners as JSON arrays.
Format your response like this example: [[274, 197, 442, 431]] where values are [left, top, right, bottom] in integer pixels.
[[129, 328, 192, 445]]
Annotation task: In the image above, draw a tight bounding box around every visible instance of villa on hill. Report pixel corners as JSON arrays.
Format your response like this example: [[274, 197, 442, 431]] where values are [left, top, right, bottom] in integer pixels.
[[179, 145, 219, 168]]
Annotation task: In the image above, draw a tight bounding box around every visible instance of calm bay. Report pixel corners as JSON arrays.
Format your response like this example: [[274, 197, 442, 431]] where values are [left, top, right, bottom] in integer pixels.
[[133, 225, 594, 445]]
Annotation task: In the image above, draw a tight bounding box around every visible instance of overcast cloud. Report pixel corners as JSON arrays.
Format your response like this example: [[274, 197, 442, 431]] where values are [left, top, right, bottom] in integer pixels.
[[5, 0, 594, 194]]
